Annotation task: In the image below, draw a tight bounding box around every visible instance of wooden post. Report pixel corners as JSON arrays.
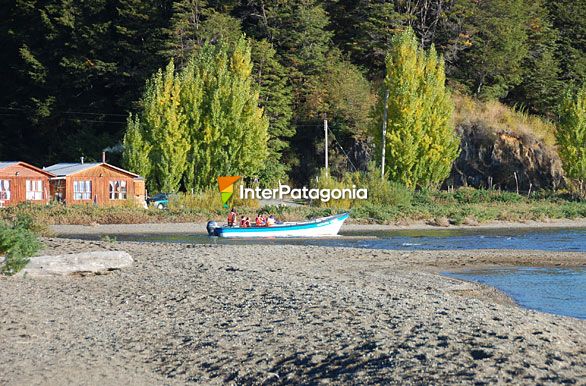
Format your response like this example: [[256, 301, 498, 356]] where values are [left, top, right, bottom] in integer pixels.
[[381, 89, 390, 180]]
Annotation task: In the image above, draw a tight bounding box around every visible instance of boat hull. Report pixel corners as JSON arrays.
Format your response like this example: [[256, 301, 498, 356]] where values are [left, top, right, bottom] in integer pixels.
[[209, 213, 349, 238]]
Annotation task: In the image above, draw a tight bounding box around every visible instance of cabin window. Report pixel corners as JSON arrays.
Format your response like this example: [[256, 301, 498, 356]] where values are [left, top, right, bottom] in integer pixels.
[[73, 180, 92, 200], [0, 180, 10, 200], [26, 180, 43, 200], [109, 180, 127, 200]]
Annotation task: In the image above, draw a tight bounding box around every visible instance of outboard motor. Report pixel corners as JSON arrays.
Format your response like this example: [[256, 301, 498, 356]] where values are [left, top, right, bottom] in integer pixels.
[[206, 221, 219, 236]]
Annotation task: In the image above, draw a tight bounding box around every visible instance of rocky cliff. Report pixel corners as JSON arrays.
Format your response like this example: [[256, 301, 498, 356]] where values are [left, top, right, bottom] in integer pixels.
[[449, 123, 564, 191]]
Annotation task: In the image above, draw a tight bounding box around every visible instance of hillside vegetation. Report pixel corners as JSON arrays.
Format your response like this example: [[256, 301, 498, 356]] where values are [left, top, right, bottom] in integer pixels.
[[2, 0, 585, 190], [454, 94, 557, 147]]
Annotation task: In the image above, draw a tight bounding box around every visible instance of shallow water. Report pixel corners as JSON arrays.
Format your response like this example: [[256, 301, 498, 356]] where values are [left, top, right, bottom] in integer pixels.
[[445, 267, 586, 319], [62, 227, 586, 252]]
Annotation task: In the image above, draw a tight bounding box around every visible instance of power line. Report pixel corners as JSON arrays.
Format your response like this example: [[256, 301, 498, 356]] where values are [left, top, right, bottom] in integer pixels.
[[328, 127, 358, 172]]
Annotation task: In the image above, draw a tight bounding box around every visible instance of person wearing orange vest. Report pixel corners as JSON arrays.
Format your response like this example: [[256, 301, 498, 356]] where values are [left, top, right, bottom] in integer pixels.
[[255, 214, 263, 227], [244, 217, 251, 227], [240, 216, 246, 227], [266, 215, 276, 226], [227, 208, 237, 227]]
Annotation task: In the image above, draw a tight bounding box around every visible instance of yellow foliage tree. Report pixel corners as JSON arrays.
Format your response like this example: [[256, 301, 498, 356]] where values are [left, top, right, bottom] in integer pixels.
[[373, 28, 460, 189], [557, 84, 586, 196]]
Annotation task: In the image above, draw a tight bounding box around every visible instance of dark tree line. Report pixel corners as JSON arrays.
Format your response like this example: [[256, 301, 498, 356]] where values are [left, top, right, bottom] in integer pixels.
[[1, 0, 585, 184]]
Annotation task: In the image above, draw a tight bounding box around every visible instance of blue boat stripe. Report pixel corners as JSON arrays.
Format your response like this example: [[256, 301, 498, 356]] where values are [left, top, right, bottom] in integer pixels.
[[218, 213, 349, 235]]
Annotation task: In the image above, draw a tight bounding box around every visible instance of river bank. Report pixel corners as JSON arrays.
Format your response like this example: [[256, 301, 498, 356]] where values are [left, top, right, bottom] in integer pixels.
[[50, 217, 586, 236], [0, 238, 585, 384]]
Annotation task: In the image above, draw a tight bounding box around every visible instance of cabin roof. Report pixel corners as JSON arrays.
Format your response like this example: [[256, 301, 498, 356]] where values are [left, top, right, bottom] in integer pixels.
[[44, 162, 141, 178], [0, 162, 18, 170], [0, 161, 55, 177]]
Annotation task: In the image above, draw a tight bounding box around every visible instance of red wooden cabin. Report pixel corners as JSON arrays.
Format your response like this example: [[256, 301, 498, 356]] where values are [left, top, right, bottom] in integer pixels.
[[0, 162, 55, 207], [45, 162, 146, 207]]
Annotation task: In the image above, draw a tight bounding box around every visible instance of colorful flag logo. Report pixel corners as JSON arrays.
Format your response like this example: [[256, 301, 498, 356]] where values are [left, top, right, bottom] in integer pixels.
[[217, 176, 241, 208]]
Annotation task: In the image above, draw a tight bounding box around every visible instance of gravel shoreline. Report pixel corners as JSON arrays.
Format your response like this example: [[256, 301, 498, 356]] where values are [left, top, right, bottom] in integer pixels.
[[1, 238, 585, 384], [50, 217, 586, 236]]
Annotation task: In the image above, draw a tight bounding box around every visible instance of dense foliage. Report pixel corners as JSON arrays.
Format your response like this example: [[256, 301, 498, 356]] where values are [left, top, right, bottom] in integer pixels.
[[123, 38, 268, 192], [0, 215, 42, 275], [557, 84, 586, 195], [1, 0, 585, 187], [374, 29, 459, 189]]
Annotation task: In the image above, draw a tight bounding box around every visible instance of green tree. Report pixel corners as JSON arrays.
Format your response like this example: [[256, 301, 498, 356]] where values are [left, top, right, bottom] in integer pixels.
[[127, 37, 269, 192], [239, 0, 333, 116], [326, 0, 405, 75], [181, 38, 269, 189], [236, 0, 334, 183], [122, 113, 152, 178], [455, 0, 529, 99], [374, 28, 459, 189], [557, 84, 586, 195], [547, 0, 586, 84], [506, 0, 561, 116], [250, 39, 294, 185], [139, 60, 188, 192], [312, 56, 375, 139], [163, 0, 210, 65], [163, 0, 243, 65], [112, 0, 171, 108]]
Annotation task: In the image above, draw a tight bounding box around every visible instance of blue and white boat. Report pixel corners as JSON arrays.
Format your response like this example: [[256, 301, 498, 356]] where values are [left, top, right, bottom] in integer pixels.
[[206, 213, 349, 238]]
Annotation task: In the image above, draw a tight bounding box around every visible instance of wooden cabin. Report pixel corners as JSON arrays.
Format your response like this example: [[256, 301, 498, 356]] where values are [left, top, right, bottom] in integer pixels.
[[45, 163, 146, 207], [0, 161, 55, 207]]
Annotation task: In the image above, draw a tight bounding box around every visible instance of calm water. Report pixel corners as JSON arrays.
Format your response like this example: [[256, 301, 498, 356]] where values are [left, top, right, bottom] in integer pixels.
[[63, 227, 586, 252], [445, 267, 586, 319]]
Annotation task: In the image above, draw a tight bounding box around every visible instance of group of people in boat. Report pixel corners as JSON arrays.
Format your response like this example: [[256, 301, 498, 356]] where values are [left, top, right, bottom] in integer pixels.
[[227, 208, 277, 228]]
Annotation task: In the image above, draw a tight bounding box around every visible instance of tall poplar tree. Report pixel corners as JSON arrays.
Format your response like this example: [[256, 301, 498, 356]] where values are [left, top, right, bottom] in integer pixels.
[[557, 84, 586, 195], [374, 28, 459, 189], [140, 60, 189, 192], [122, 113, 152, 178], [124, 36, 268, 192], [181, 38, 269, 189]]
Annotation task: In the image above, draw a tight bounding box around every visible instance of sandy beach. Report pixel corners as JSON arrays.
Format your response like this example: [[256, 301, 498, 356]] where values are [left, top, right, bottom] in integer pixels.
[[1, 233, 585, 385]]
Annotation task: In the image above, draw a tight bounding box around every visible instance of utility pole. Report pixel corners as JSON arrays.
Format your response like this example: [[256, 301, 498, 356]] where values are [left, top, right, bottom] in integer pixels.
[[381, 89, 389, 180], [324, 118, 329, 174]]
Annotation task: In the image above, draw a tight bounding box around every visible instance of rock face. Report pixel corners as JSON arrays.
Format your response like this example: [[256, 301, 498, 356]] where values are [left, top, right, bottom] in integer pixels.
[[449, 124, 564, 191], [18, 251, 133, 277]]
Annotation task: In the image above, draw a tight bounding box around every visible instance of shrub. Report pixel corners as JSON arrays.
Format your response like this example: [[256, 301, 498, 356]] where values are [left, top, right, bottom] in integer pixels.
[[356, 166, 412, 207], [0, 220, 42, 275], [310, 167, 413, 209], [311, 169, 353, 209]]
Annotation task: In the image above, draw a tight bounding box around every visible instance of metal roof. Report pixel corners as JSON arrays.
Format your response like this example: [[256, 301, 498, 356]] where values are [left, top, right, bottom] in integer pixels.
[[0, 161, 55, 176], [0, 162, 19, 170], [44, 163, 101, 176], [44, 163, 141, 178]]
